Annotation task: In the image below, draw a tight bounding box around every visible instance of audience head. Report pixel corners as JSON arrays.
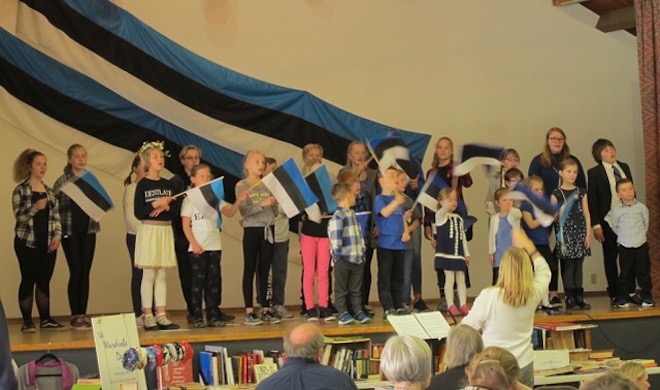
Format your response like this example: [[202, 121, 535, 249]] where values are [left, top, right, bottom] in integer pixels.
[[443, 324, 484, 370], [380, 335, 433, 389], [496, 247, 534, 307], [580, 371, 639, 390], [13, 149, 46, 183], [501, 148, 520, 171], [540, 127, 570, 168], [432, 137, 454, 168], [620, 362, 650, 390], [591, 138, 616, 164], [63, 144, 87, 175], [282, 323, 325, 361], [467, 347, 521, 390], [178, 145, 202, 174]]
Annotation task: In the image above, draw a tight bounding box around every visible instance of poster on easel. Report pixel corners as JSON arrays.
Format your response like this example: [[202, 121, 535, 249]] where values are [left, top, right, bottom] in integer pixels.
[[92, 313, 147, 390]]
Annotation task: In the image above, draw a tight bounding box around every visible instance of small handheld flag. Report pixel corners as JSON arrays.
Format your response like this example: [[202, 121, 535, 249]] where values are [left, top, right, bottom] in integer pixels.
[[415, 171, 449, 212], [453, 143, 505, 177], [185, 177, 225, 225], [262, 158, 318, 218], [58, 171, 113, 222], [366, 133, 417, 178], [508, 183, 560, 227], [304, 164, 338, 223]]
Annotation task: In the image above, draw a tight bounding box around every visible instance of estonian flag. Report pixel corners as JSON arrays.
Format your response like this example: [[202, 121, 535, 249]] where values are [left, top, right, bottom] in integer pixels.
[[366, 133, 418, 178], [185, 177, 225, 225], [304, 164, 338, 223], [508, 183, 560, 227], [415, 171, 449, 212], [262, 158, 318, 218], [453, 143, 505, 177], [58, 170, 113, 222]]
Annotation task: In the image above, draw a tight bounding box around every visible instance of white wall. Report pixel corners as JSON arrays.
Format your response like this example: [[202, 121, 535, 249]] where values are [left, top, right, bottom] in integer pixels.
[[0, 0, 642, 319]]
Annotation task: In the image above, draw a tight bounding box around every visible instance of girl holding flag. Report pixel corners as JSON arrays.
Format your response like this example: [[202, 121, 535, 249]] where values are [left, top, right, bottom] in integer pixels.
[[181, 164, 246, 328], [54, 144, 99, 330], [551, 159, 592, 310]]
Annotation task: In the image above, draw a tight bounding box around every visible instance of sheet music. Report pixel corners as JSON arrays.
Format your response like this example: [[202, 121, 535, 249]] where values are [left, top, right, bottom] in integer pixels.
[[414, 311, 450, 340], [386, 314, 430, 338]]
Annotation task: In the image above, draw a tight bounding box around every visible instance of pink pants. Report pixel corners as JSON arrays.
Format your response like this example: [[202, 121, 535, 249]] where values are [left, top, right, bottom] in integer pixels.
[[300, 234, 331, 310]]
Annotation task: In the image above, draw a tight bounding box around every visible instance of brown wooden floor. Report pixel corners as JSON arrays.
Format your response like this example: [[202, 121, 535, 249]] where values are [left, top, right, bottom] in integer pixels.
[[8, 295, 660, 353]]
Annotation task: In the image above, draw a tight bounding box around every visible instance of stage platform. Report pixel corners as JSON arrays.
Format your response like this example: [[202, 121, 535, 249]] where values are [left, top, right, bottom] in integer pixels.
[[8, 295, 660, 376]]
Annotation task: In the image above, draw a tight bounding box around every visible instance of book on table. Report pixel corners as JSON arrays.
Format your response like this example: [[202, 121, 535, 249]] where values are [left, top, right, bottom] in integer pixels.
[[386, 311, 450, 340]]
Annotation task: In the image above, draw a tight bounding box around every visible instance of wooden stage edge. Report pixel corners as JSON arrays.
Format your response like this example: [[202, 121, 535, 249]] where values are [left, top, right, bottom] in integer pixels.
[[8, 295, 660, 353]]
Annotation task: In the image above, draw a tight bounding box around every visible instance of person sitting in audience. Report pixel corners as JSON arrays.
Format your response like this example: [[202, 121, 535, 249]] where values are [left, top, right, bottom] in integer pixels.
[[379, 335, 433, 390], [579, 371, 639, 390], [429, 324, 483, 390], [620, 361, 650, 390], [465, 347, 531, 390], [256, 323, 357, 390]]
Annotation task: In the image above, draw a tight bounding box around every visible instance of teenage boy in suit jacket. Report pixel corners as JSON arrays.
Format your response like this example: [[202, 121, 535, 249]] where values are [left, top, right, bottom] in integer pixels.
[[587, 139, 633, 304]]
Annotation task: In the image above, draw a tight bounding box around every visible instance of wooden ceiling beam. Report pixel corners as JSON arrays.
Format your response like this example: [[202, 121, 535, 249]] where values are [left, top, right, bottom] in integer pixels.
[[595, 5, 635, 33], [553, 0, 589, 6]]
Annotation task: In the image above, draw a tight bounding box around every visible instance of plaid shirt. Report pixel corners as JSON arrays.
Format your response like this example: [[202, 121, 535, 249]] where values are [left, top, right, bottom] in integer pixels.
[[53, 172, 101, 235], [12, 179, 62, 249], [328, 207, 366, 265]]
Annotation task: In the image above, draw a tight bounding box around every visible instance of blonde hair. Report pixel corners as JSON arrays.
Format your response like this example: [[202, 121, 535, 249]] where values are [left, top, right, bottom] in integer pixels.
[[620, 361, 647, 383], [540, 127, 570, 168], [302, 143, 323, 160], [495, 248, 534, 307], [139, 144, 163, 172], [179, 145, 202, 160], [242, 150, 265, 178], [524, 175, 544, 189], [302, 157, 321, 176], [13, 149, 44, 183], [467, 347, 521, 389]]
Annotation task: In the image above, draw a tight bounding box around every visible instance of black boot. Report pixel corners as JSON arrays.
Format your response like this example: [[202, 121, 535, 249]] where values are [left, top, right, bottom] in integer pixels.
[[565, 288, 577, 310], [575, 288, 591, 310]]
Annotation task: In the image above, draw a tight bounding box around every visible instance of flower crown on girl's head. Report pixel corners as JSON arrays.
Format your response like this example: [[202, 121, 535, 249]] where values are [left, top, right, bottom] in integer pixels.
[[138, 140, 171, 157]]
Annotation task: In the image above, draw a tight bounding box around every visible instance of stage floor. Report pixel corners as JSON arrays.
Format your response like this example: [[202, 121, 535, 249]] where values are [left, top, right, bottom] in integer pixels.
[[8, 295, 660, 353]]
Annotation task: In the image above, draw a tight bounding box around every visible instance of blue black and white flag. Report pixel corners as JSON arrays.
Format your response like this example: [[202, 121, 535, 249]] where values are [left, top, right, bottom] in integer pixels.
[[415, 171, 449, 212], [262, 158, 318, 218], [509, 183, 560, 227], [366, 133, 418, 179], [453, 143, 505, 177], [185, 177, 225, 225], [304, 164, 338, 223], [58, 170, 113, 222], [0, 0, 430, 199]]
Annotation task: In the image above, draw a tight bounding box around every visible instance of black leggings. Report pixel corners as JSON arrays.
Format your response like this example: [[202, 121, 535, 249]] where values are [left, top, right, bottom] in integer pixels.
[[561, 257, 584, 290], [62, 233, 96, 316], [14, 237, 57, 321], [242, 226, 274, 309]]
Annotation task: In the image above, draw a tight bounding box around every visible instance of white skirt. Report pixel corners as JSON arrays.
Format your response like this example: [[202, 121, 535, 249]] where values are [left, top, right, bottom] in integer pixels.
[[135, 223, 176, 269]]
